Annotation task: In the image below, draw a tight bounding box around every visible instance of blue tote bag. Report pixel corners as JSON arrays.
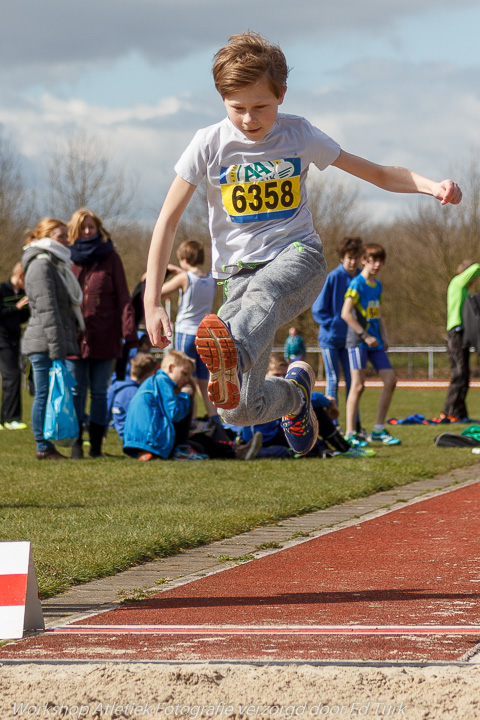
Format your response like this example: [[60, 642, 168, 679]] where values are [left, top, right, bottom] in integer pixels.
[[43, 360, 79, 446]]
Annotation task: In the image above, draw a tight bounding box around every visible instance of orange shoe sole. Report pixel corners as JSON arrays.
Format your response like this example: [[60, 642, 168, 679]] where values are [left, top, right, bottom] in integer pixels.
[[195, 314, 240, 410]]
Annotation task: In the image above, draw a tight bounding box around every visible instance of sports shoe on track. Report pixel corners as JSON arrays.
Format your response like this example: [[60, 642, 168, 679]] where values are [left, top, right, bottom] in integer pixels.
[[336, 446, 376, 458], [370, 429, 402, 445], [3, 420, 27, 430], [195, 314, 241, 410], [235, 431, 263, 461], [347, 432, 369, 448], [281, 361, 319, 456]]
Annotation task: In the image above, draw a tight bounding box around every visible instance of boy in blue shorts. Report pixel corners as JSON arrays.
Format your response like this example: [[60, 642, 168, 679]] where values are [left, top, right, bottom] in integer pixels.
[[341, 243, 400, 446], [144, 31, 462, 457]]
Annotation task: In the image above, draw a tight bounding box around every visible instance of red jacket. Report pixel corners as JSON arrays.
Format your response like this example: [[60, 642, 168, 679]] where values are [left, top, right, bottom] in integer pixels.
[[71, 250, 138, 360]]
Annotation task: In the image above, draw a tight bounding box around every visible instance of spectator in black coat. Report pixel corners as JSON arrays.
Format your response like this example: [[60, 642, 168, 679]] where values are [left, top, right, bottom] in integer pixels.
[[0, 262, 30, 429]]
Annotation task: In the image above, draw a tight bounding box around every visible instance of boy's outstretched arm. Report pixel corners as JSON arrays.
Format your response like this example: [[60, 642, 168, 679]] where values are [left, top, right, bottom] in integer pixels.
[[332, 150, 462, 205], [144, 176, 197, 348]]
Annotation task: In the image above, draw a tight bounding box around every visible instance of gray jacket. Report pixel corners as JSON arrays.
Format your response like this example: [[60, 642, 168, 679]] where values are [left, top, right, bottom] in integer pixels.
[[21, 245, 80, 359]]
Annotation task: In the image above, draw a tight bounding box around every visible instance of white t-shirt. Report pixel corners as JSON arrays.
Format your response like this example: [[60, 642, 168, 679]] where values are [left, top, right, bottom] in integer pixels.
[[174, 113, 341, 279]]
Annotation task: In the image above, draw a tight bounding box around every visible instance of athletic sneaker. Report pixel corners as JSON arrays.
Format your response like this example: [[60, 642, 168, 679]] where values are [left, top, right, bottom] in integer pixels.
[[355, 427, 371, 443], [370, 429, 402, 445], [335, 446, 376, 458], [138, 451, 156, 461], [3, 421, 27, 430], [347, 432, 369, 448], [195, 314, 241, 410], [173, 445, 209, 461], [235, 431, 263, 461], [281, 362, 319, 456]]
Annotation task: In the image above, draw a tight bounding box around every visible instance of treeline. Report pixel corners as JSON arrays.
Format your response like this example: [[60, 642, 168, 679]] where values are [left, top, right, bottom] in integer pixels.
[[2, 131, 480, 348]]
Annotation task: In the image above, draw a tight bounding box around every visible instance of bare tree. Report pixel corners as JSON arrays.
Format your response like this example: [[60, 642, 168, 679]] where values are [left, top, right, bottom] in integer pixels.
[[307, 170, 369, 267], [0, 135, 32, 277], [45, 131, 136, 222], [384, 151, 480, 343]]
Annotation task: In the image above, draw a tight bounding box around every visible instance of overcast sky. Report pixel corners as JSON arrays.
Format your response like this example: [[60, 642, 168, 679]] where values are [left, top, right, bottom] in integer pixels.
[[1, 0, 479, 224]]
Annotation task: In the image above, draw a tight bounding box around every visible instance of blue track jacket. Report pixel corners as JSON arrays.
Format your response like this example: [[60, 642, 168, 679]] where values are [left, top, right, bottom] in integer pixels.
[[123, 369, 191, 458], [107, 376, 139, 440], [312, 263, 360, 348]]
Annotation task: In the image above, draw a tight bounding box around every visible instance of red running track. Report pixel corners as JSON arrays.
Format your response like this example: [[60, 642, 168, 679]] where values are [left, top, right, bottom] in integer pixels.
[[2, 481, 480, 662]]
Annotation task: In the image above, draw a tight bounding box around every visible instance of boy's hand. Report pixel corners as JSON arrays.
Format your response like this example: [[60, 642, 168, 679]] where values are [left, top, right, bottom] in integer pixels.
[[145, 305, 172, 349], [365, 334, 378, 348], [16, 296, 29, 309], [434, 179, 462, 206]]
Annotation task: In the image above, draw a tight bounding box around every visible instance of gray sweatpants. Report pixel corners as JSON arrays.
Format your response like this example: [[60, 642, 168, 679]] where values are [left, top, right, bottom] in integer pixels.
[[218, 239, 327, 426]]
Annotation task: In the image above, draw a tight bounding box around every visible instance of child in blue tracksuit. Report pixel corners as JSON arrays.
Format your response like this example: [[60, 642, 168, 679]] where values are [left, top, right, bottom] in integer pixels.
[[312, 237, 363, 412], [123, 350, 195, 460], [107, 352, 159, 441]]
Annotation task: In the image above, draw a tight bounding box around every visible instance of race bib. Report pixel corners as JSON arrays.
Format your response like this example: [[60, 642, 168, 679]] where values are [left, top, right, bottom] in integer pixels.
[[219, 158, 301, 224], [366, 301, 381, 320]]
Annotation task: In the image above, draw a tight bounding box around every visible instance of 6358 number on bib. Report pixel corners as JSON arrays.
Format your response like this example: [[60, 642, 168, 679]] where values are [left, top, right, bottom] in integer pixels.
[[220, 158, 301, 224]]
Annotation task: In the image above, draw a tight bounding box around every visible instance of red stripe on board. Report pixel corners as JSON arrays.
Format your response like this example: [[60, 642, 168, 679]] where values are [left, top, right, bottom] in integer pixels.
[[49, 624, 480, 636], [0, 574, 27, 606]]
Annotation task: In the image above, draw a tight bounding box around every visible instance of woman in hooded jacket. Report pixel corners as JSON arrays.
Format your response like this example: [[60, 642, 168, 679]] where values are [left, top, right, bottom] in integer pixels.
[[66, 208, 138, 458], [21, 218, 82, 460]]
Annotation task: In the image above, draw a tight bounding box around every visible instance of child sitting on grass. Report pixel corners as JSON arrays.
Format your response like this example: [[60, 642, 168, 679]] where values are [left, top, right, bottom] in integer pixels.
[[107, 352, 159, 441], [123, 349, 198, 461]]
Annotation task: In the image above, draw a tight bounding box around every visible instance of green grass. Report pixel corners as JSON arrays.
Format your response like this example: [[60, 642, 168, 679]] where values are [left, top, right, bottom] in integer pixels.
[[1, 387, 479, 599]]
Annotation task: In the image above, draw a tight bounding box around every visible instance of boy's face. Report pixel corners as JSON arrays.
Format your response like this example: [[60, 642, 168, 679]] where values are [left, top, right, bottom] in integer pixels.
[[362, 255, 384, 277], [223, 78, 285, 142], [341, 253, 360, 276], [167, 362, 192, 387]]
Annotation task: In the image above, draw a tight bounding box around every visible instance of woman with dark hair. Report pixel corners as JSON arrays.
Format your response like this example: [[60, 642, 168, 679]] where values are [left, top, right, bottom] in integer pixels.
[[66, 208, 137, 458]]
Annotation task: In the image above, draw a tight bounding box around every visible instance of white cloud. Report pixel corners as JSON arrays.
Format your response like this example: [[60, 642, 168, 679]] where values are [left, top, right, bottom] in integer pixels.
[[1, 2, 479, 224]]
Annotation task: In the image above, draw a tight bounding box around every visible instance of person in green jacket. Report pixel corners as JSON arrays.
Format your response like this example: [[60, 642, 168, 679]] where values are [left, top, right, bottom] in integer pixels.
[[441, 260, 480, 422]]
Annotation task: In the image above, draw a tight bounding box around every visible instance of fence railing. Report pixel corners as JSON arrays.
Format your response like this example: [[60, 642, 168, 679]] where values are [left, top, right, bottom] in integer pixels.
[[273, 346, 451, 379]]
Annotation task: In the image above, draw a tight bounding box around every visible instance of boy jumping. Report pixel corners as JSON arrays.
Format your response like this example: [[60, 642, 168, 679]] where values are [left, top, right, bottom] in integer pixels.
[[144, 31, 462, 456]]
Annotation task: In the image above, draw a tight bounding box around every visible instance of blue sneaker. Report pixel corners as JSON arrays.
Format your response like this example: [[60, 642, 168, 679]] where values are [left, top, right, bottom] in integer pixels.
[[370, 429, 401, 445], [195, 314, 241, 410], [347, 432, 369, 448], [281, 362, 319, 456]]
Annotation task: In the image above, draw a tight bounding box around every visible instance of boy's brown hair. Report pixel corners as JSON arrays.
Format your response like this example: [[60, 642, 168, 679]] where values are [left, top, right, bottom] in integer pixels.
[[337, 236, 363, 260], [177, 239, 204, 267], [362, 243, 386, 263], [267, 353, 288, 377], [212, 31, 289, 99], [161, 349, 195, 372], [130, 352, 159, 383]]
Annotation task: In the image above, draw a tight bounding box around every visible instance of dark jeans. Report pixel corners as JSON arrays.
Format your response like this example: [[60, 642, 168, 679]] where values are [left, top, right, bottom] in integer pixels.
[[0, 344, 22, 423], [66, 358, 113, 429], [442, 328, 470, 419]]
